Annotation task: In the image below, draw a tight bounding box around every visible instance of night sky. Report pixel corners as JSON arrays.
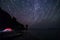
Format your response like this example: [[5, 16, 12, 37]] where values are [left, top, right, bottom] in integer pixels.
[[0, 0, 60, 28]]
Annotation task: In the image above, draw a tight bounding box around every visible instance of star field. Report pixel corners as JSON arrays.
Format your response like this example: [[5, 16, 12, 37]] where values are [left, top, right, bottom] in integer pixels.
[[0, 0, 60, 25]]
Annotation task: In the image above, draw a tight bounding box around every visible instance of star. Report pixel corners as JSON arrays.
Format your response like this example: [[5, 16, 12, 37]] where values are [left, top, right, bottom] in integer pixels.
[[0, 0, 60, 25]]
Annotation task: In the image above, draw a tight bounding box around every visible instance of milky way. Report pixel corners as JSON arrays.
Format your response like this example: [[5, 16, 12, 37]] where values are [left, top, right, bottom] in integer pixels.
[[0, 0, 60, 25]]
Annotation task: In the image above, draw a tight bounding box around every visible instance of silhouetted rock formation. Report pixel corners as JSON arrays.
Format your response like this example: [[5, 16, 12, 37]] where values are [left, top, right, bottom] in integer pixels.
[[0, 8, 25, 31], [11, 17, 25, 31], [0, 8, 12, 30]]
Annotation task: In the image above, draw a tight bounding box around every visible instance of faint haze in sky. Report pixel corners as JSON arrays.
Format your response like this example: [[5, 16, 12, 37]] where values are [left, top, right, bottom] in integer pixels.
[[0, 0, 60, 27]]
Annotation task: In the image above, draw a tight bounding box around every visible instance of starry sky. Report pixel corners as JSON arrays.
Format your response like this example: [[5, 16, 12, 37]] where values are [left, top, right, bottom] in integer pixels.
[[0, 0, 60, 27]]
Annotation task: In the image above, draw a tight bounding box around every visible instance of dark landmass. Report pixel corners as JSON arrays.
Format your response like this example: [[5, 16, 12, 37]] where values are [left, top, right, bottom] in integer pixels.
[[0, 7, 25, 31]]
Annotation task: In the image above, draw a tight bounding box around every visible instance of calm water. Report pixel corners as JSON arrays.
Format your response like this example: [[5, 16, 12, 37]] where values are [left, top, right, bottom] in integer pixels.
[[1, 28, 60, 40], [28, 28, 60, 40]]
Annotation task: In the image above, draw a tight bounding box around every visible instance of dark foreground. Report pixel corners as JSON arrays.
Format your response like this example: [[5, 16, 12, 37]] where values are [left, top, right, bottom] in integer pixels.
[[1, 28, 60, 40]]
